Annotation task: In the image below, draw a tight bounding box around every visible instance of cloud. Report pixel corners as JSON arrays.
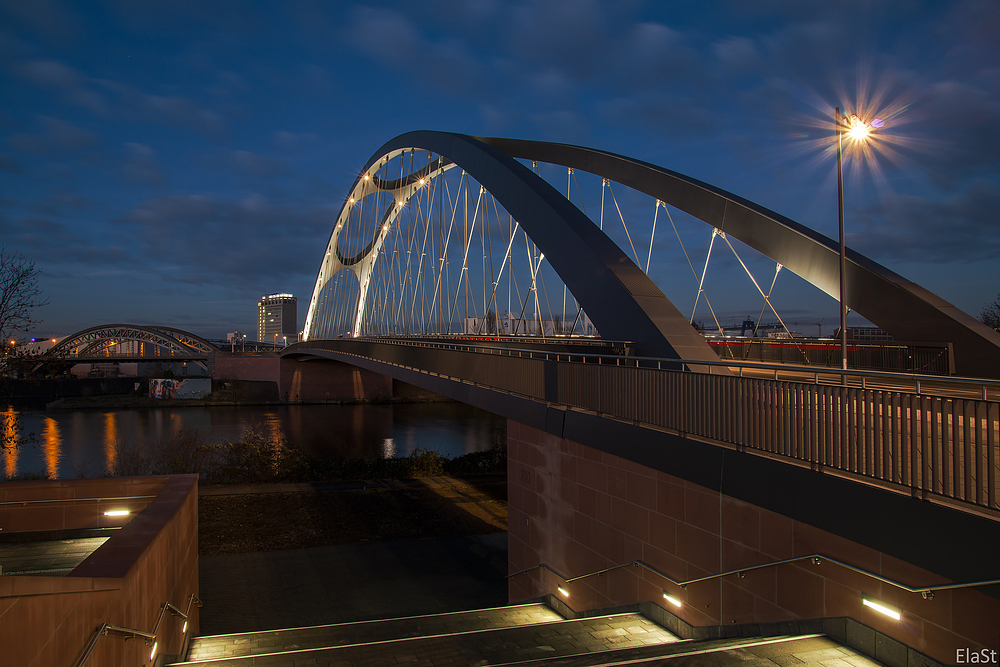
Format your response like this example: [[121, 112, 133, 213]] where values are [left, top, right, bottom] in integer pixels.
[[0, 0, 82, 40], [6, 116, 100, 154], [273, 130, 320, 151], [712, 36, 762, 72], [0, 154, 23, 173], [15, 59, 108, 114], [229, 150, 287, 176], [93, 79, 227, 138], [124, 143, 165, 187], [116, 193, 335, 286], [347, 6, 484, 93], [853, 180, 1000, 263]]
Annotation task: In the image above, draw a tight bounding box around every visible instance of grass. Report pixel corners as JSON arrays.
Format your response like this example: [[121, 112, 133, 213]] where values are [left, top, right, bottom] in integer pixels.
[[198, 478, 508, 556]]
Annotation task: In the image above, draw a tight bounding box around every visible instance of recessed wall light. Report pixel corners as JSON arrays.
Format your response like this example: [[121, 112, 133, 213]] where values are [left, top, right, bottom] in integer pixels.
[[557, 586, 569, 598], [662, 592, 682, 608], [862, 596, 901, 620], [104, 510, 129, 517]]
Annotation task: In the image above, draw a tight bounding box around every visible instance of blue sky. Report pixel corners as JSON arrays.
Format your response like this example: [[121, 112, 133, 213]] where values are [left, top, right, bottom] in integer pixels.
[[2, 0, 998, 340]]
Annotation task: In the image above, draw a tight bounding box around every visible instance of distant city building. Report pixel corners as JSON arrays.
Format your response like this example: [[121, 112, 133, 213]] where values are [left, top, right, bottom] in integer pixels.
[[257, 294, 297, 345], [845, 326, 893, 342]]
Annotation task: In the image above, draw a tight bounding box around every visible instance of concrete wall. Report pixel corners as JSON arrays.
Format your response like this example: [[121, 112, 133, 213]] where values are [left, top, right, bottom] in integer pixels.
[[507, 420, 999, 665], [0, 475, 200, 667]]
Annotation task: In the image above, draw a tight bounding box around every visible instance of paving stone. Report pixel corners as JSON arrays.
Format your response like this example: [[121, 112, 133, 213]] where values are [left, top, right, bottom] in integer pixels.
[[185, 603, 562, 661]]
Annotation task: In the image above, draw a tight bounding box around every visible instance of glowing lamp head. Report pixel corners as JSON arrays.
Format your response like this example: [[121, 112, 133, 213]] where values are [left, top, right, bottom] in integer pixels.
[[846, 114, 870, 140]]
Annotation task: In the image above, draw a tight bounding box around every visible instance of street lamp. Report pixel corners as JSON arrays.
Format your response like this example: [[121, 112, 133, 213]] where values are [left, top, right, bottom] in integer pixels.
[[835, 107, 883, 376]]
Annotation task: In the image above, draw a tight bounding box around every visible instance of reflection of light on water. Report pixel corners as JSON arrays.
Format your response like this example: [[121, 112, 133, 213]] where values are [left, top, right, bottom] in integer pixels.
[[3, 407, 18, 477], [382, 438, 396, 459], [42, 417, 62, 479], [104, 412, 119, 473]]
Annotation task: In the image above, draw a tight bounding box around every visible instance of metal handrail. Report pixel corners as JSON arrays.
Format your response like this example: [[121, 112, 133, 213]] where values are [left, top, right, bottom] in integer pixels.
[[508, 554, 1000, 600], [317, 336, 1000, 397], [73, 593, 202, 667], [0, 495, 156, 507]]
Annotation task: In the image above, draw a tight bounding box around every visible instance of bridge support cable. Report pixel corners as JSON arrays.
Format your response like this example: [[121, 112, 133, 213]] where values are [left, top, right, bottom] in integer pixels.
[[429, 169, 465, 334], [605, 181, 641, 268], [754, 263, 784, 338], [646, 200, 661, 275], [691, 228, 723, 335], [717, 231, 793, 339]]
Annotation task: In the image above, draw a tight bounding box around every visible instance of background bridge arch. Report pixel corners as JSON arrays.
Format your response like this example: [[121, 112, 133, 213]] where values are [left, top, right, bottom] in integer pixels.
[[50, 324, 219, 359]]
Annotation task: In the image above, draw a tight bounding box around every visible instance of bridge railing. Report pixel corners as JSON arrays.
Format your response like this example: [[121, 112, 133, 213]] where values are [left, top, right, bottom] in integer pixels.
[[295, 338, 1000, 514]]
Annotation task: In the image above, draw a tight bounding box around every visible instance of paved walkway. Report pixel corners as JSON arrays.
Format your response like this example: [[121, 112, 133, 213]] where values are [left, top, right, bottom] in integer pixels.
[[0, 536, 108, 576], [198, 533, 509, 635], [187, 603, 562, 661], [173, 612, 679, 666]]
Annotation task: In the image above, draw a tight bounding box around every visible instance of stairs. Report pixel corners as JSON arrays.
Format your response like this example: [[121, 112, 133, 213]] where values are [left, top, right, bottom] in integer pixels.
[[167, 602, 880, 667]]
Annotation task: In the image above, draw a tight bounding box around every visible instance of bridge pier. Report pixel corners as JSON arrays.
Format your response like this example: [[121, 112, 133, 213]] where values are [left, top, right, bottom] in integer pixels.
[[507, 420, 998, 666], [213, 356, 392, 402]]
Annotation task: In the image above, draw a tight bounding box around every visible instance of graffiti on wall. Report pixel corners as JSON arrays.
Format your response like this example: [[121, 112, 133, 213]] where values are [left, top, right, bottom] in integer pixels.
[[148, 378, 211, 399]]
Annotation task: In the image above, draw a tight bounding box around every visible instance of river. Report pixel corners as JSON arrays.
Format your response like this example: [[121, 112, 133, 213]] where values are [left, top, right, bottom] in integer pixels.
[[1, 402, 505, 480]]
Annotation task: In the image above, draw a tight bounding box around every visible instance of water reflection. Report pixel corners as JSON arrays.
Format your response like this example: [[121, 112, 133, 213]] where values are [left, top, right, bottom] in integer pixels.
[[382, 438, 396, 458], [104, 412, 119, 474], [3, 407, 18, 478], [1, 402, 503, 479], [42, 417, 62, 479]]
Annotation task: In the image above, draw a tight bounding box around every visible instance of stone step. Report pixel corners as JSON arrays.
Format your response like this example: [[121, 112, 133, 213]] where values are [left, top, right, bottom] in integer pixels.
[[167, 611, 679, 667], [179, 602, 562, 662], [495, 633, 884, 666]]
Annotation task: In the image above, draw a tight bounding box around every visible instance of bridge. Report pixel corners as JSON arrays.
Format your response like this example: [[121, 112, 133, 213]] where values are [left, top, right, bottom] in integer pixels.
[[280, 132, 1000, 663]]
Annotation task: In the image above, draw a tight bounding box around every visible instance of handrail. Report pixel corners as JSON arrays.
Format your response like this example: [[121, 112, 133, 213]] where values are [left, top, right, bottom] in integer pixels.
[[508, 554, 1000, 600], [74, 593, 202, 667], [0, 495, 156, 507], [303, 336, 1000, 397]]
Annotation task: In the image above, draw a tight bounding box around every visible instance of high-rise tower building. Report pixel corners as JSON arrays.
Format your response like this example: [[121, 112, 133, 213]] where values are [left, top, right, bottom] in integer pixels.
[[257, 293, 297, 345]]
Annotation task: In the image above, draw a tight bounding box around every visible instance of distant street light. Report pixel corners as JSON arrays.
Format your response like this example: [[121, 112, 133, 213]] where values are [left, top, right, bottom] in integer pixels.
[[835, 107, 883, 376]]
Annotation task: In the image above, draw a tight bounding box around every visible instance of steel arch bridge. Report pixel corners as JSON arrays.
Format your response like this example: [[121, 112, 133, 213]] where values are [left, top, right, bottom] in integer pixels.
[[303, 132, 1000, 379], [49, 324, 219, 361]]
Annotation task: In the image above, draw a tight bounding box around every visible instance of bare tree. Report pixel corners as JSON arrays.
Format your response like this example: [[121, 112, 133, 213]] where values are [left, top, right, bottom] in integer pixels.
[[0, 246, 49, 343], [981, 293, 1000, 332]]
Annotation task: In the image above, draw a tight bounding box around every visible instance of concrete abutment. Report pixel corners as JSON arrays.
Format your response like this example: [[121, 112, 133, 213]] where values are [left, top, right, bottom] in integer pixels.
[[507, 419, 999, 666]]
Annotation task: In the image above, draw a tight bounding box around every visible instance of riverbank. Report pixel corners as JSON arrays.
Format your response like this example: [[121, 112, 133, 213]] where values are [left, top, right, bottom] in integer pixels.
[[196, 474, 510, 634], [198, 474, 507, 555]]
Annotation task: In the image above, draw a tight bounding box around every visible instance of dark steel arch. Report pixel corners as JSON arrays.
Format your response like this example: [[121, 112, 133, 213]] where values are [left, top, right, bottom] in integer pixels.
[[50, 324, 218, 358], [474, 136, 1000, 378], [354, 132, 718, 362]]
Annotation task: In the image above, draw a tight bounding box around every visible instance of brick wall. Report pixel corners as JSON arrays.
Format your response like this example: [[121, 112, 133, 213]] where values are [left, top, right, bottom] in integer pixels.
[[507, 420, 998, 664]]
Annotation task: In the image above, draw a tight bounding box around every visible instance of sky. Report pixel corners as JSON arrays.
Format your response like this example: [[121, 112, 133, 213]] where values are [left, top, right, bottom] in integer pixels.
[[2, 0, 998, 341]]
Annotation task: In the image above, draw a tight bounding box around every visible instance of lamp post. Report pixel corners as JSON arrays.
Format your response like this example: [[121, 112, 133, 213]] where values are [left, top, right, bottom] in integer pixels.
[[835, 107, 882, 378]]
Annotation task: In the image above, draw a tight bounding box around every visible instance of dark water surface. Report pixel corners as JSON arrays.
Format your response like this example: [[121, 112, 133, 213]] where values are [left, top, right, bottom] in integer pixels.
[[2, 402, 504, 479]]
